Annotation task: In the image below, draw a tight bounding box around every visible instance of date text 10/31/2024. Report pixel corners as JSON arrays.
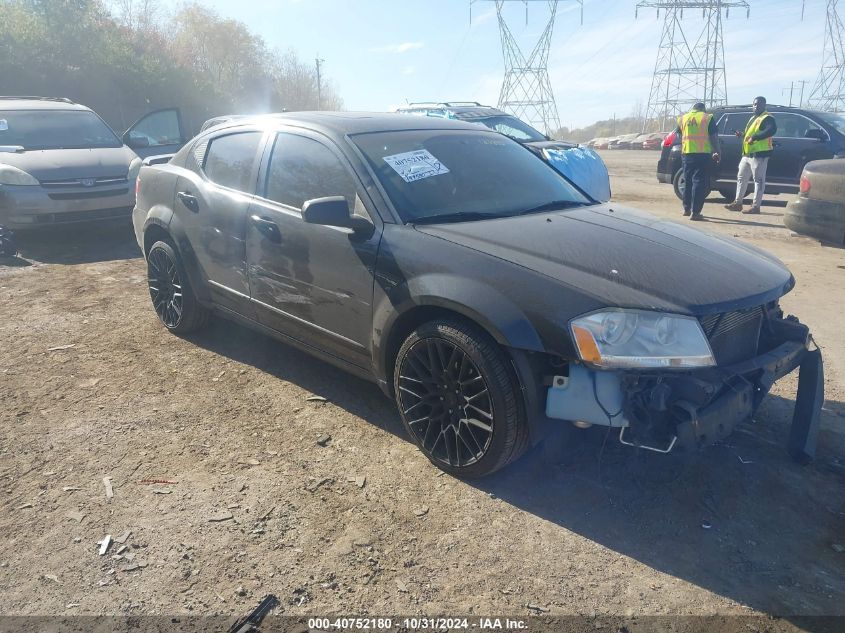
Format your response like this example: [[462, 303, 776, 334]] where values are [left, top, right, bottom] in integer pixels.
[[306, 617, 529, 630]]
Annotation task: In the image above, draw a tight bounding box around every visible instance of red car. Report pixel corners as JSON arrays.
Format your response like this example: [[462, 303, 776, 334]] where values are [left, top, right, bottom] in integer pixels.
[[642, 132, 667, 150]]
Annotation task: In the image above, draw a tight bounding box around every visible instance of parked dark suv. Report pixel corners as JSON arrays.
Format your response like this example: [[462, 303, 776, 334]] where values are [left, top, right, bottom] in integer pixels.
[[657, 104, 845, 200], [133, 112, 822, 477]]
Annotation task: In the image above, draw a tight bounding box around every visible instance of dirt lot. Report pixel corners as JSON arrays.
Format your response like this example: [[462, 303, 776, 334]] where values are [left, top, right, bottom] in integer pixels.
[[1, 150, 844, 625]]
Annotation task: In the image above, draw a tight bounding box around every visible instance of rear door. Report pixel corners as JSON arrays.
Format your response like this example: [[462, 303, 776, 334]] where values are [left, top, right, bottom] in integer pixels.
[[246, 130, 381, 367], [767, 112, 833, 183], [173, 128, 266, 314], [123, 108, 187, 159]]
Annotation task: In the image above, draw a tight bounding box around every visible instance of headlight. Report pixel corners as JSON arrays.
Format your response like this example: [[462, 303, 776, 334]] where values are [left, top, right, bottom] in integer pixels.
[[570, 309, 715, 369], [128, 157, 143, 181], [0, 164, 39, 186]]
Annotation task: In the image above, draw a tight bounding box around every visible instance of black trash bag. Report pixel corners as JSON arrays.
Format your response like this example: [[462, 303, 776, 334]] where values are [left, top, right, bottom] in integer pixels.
[[0, 225, 18, 257]]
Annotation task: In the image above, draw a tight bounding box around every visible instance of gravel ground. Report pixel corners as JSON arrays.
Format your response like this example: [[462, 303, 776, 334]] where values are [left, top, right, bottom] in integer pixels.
[[0, 149, 843, 627]]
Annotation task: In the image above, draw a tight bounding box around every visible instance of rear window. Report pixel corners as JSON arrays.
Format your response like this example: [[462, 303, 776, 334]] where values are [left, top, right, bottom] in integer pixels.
[[203, 132, 263, 193], [0, 109, 121, 150]]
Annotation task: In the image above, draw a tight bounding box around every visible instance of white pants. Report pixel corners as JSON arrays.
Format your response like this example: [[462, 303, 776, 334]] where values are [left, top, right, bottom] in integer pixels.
[[735, 156, 769, 208]]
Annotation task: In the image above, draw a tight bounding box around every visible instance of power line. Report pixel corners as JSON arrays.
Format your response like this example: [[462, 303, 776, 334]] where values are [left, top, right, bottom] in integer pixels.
[[636, 0, 750, 132], [807, 0, 845, 112], [470, 0, 584, 135]]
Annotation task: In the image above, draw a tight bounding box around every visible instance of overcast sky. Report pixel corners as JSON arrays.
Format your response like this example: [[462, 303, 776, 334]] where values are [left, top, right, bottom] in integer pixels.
[[177, 0, 827, 128]]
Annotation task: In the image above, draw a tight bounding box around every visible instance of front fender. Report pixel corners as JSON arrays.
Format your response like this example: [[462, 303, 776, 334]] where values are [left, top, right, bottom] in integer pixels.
[[372, 272, 546, 383]]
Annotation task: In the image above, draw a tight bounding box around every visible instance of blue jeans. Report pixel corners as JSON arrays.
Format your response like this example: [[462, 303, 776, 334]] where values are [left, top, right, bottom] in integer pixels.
[[682, 153, 711, 215]]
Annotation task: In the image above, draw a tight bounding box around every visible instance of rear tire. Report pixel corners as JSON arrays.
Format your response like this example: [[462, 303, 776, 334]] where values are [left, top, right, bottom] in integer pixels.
[[672, 169, 685, 200], [146, 239, 209, 334], [393, 319, 529, 478], [718, 188, 735, 201], [672, 168, 712, 201]]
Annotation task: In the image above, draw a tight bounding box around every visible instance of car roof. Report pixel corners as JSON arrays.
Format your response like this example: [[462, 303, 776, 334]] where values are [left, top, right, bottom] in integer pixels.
[[0, 96, 91, 111], [714, 104, 826, 115], [212, 111, 489, 136]]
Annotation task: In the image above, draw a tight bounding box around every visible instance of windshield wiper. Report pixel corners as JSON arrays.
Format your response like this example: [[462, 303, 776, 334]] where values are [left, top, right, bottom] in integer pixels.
[[515, 200, 589, 216], [412, 211, 506, 225]]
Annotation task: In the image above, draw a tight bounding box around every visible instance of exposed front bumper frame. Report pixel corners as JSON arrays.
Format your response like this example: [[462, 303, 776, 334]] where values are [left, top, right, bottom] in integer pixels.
[[544, 316, 825, 462]]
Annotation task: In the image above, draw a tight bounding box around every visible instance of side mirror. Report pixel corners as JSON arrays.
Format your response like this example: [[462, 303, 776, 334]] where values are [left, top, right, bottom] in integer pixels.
[[123, 131, 150, 149], [805, 129, 826, 141], [301, 196, 374, 238]]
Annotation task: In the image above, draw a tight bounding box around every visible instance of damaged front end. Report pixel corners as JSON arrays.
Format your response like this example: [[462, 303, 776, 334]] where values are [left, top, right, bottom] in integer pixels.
[[546, 303, 824, 462]]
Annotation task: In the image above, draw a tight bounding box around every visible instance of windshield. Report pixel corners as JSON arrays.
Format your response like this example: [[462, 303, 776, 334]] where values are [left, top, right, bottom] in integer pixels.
[[816, 112, 845, 135], [352, 129, 590, 223], [0, 109, 122, 150], [470, 115, 547, 142]]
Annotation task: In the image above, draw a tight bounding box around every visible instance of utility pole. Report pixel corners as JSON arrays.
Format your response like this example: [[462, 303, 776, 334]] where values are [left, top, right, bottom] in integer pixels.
[[315, 56, 324, 111], [636, 0, 750, 132], [783, 81, 795, 107], [808, 0, 845, 112], [470, 0, 584, 136]]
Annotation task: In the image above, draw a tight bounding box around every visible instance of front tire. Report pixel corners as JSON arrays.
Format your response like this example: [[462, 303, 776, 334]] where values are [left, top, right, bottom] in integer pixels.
[[146, 239, 209, 334], [393, 319, 529, 478]]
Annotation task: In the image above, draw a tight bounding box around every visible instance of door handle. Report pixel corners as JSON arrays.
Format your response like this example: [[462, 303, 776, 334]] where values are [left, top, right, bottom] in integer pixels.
[[176, 190, 199, 213], [250, 215, 282, 243]]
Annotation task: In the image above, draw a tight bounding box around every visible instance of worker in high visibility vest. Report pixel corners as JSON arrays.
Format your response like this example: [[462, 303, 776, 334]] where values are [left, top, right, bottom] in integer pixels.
[[674, 102, 720, 220], [724, 96, 777, 215]]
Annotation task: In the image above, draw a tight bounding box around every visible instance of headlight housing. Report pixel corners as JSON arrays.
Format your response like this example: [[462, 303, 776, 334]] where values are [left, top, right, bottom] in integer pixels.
[[0, 164, 39, 186], [128, 157, 143, 181], [570, 309, 715, 369]]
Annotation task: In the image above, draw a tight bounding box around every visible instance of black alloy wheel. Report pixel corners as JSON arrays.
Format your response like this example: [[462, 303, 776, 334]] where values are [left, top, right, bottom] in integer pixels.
[[148, 246, 183, 328], [146, 240, 209, 334], [394, 319, 529, 477], [398, 338, 494, 468]]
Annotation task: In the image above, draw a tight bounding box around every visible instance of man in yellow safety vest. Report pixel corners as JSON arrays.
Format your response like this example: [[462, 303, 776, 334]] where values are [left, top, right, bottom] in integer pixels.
[[675, 102, 720, 220], [724, 96, 777, 214]]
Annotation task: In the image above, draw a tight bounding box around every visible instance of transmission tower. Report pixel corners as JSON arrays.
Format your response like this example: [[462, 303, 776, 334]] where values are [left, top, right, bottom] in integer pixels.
[[471, 1, 583, 135], [808, 0, 845, 112], [636, 1, 749, 132]]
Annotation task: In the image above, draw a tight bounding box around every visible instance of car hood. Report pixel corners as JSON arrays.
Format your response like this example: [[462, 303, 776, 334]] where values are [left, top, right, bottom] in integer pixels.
[[415, 204, 794, 315], [0, 146, 137, 181]]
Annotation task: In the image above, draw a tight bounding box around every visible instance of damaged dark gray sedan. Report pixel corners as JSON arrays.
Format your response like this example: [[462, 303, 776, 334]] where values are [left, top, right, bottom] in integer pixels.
[[133, 113, 824, 477]]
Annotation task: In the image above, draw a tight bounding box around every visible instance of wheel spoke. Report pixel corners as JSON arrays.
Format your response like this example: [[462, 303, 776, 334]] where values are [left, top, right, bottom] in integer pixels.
[[463, 417, 492, 433]]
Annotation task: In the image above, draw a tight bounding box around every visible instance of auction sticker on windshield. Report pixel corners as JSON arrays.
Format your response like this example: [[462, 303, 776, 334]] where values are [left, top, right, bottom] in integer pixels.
[[0, 120, 8, 132], [383, 149, 450, 183]]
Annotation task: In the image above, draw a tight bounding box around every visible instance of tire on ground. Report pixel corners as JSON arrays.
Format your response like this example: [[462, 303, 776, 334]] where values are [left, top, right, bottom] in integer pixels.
[[393, 318, 530, 478], [147, 239, 209, 334]]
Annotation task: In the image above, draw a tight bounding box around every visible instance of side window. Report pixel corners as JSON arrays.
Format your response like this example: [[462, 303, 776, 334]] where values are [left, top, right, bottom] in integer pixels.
[[772, 113, 821, 139], [264, 133, 357, 211], [127, 110, 183, 148], [721, 112, 752, 134], [203, 132, 263, 193]]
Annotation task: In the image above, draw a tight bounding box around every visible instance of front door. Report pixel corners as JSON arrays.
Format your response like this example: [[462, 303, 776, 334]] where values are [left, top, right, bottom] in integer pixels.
[[124, 109, 186, 159], [716, 111, 752, 181], [175, 129, 265, 314], [246, 131, 381, 367]]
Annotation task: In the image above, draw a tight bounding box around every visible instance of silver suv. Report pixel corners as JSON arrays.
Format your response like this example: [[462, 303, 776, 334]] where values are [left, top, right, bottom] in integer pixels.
[[0, 97, 185, 229]]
